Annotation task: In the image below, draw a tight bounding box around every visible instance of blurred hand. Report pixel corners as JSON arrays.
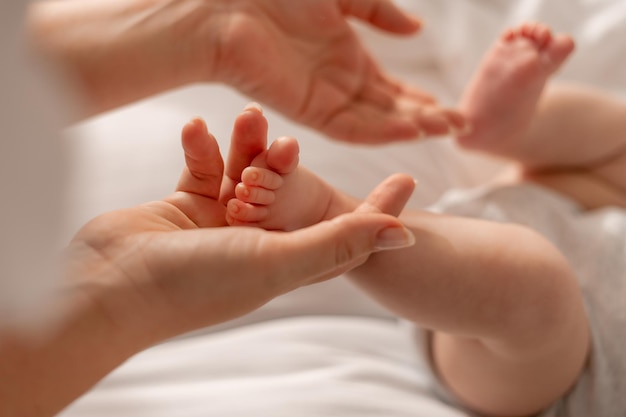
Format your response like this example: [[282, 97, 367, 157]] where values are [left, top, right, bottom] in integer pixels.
[[29, 0, 465, 140], [203, 0, 465, 142]]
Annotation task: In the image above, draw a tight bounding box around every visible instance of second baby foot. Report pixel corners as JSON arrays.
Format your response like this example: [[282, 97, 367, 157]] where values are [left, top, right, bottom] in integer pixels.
[[457, 22, 575, 152]]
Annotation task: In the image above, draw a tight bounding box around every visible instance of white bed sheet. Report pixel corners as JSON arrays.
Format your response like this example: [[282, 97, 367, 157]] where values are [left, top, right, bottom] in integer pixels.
[[60, 1, 626, 416]]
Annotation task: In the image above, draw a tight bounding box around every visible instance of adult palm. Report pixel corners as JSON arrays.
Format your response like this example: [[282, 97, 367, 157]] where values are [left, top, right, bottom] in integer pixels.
[[67, 119, 416, 345], [207, 0, 463, 142]]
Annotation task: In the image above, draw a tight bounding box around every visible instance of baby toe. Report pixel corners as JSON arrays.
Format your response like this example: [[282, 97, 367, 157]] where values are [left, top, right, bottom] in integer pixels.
[[532, 23, 552, 48], [226, 199, 270, 225], [235, 183, 276, 205], [241, 167, 284, 190]]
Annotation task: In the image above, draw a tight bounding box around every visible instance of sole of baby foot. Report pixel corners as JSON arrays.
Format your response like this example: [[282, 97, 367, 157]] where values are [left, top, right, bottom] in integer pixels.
[[456, 22, 575, 152]]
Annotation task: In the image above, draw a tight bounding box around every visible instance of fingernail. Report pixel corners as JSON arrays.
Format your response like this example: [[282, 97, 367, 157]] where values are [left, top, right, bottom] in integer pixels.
[[375, 226, 415, 251], [244, 102, 263, 113]]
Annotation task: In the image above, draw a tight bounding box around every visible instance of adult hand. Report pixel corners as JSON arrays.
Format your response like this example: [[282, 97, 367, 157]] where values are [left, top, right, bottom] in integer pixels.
[[28, 0, 465, 142], [68, 117, 416, 344], [0, 116, 415, 417], [206, 0, 465, 142]]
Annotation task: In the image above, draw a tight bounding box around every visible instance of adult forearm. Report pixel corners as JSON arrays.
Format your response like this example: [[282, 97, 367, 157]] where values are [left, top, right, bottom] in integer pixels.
[[0, 248, 159, 417], [0, 297, 141, 417], [27, 0, 220, 117]]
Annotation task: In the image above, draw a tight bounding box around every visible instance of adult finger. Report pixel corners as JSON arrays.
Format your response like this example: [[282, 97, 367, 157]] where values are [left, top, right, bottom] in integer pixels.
[[176, 118, 224, 199], [338, 0, 422, 34], [380, 75, 438, 105], [220, 104, 268, 204], [356, 173, 416, 217], [321, 103, 420, 143]]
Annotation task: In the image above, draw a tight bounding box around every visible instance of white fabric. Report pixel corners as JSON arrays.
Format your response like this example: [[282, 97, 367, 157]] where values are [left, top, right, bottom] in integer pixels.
[[425, 183, 626, 417], [61, 316, 467, 417]]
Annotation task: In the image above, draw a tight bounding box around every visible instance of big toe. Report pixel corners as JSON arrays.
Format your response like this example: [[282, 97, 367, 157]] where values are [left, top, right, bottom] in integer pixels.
[[544, 34, 575, 69], [262, 136, 300, 175]]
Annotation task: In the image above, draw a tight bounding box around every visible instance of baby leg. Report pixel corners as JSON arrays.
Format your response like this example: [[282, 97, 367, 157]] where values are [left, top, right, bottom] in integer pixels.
[[457, 22, 626, 207], [351, 210, 589, 416], [519, 84, 626, 208]]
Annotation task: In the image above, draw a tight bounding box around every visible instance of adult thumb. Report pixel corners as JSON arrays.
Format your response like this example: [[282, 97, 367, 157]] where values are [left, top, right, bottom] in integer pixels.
[[356, 173, 416, 217], [268, 212, 415, 291]]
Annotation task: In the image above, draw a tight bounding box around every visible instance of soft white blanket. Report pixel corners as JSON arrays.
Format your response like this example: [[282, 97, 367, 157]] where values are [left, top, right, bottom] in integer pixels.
[[61, 1, 626, 416]]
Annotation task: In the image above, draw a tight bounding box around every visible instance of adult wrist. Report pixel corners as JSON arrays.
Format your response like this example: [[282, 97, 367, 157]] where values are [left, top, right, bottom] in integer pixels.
[[0, 263, 151, 417], [62, 242, 163, 355], [26, 0, 223, 115]]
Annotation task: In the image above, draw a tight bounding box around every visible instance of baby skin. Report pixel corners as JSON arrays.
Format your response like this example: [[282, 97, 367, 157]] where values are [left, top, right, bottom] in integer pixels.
[[457, 23, 575, 153], [225, 135, 358, 231], [222, 23, 626, 417]]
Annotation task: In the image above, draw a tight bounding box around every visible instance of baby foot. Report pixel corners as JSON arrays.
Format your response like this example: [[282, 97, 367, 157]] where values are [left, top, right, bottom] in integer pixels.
[[457, 22, 575, 151], [225, 122, 346, 231]]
